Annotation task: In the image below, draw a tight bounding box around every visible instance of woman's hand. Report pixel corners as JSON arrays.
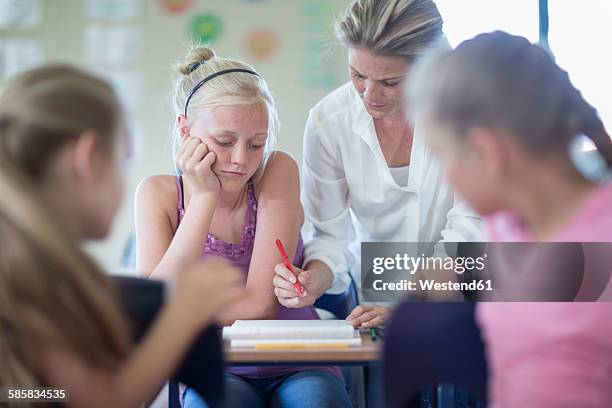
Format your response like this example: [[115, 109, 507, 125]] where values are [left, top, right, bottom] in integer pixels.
[[176, 137, 220, 196], [273, 263, 325, 308], [346, 305, 391, 328], [173, 257, 245, 327]]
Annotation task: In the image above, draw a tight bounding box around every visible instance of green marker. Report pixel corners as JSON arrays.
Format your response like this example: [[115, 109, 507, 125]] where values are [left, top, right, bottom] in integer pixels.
[[370, 327, 377, 341]]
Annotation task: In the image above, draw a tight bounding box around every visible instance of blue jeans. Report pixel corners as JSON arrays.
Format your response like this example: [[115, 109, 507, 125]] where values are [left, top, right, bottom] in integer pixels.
[[183, 370, 351, 408]]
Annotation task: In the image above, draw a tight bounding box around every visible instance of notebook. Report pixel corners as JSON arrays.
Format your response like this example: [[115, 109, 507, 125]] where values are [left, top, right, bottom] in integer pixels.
[[223, 320, 361, 348]]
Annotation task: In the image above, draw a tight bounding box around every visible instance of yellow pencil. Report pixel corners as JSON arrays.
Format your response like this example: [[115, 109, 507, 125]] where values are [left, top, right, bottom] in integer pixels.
[[254, 343, 351, 349]]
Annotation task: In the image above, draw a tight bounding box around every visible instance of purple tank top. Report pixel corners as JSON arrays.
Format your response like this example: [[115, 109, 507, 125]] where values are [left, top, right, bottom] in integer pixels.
[[176, 177, 340, 379]]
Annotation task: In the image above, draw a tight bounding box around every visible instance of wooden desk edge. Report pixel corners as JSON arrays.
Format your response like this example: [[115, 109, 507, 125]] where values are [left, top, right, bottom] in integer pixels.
[[225, 332, 381, 364]]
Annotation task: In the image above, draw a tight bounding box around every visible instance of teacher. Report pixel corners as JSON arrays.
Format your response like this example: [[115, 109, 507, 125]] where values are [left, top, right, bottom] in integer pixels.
[[273, 0, 482, 327]]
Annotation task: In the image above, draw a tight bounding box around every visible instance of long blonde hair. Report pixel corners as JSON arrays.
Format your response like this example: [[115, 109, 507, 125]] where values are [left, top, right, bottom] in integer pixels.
[[0, 65, 131, 400], [172, 45, 279, 185]]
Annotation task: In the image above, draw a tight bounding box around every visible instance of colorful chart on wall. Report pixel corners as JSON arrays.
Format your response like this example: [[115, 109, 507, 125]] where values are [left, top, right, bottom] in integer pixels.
[[189, 14, 223, 44], [160, 0, 193, 15], [244, 30, 279, 62]]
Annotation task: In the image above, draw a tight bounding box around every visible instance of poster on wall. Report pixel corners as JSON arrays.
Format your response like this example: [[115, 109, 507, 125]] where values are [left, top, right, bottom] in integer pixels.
[[0, 38, 43, 82], [244, 30, 279, 62], [189, 14, 223, 44], [86, 0, 141, 21], [84, 26, 142, 65], [160, 0, 193, 15], [298, 0, 342, 89], [103, 69, 143, 113], [0, 0, 42, 28]]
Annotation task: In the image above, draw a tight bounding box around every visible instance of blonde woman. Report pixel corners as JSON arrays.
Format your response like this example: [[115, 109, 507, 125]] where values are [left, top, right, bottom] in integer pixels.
[[0, 65, 243, 407], [135, 47, 351, 407], [272, 0, 482, 326]]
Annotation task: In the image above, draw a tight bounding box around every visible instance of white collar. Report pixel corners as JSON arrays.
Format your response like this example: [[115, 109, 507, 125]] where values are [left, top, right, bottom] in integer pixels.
[[347, 85, 424, 193], [350, 85, 373, 138]]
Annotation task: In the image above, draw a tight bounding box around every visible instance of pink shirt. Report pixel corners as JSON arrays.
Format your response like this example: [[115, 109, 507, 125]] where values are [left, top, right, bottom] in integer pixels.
[[479, 183, 612, 407]]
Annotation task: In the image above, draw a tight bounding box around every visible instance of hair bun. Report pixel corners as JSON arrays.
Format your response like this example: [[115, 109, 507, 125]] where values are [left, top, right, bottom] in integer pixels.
[[176, 46, 216, 75]]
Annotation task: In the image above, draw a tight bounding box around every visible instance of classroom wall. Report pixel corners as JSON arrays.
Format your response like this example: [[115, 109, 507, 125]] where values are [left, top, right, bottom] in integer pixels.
[[3, 0, 609, 273], [0, 0, 350, 273]]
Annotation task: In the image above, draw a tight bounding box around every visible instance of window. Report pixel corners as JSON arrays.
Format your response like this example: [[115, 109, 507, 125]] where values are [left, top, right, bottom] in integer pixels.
[[548, 1, 612, 132], [436, 0, 539, 48]]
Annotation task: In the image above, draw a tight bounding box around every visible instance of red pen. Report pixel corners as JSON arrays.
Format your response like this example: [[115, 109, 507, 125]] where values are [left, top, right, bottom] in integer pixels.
[[275, 239, 303, 296]]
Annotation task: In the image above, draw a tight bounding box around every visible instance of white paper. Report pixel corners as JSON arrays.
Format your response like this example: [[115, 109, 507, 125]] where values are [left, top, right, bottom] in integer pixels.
[[0, 0, 42, 28], [84, 25, 142, 65], [232, 320, 352, 327], [105, 70, 142, 112], [223, 320, 357, 340], [0, 38, 43, 81], [86, 0, 141, 21]]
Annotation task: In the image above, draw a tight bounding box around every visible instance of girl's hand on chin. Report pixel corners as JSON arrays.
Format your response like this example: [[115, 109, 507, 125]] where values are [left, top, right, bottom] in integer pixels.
[[176, 137, 221, 196]]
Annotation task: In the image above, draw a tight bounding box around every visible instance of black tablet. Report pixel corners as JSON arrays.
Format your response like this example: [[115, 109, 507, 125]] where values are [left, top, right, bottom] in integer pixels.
[[113, 276, 224, 407]]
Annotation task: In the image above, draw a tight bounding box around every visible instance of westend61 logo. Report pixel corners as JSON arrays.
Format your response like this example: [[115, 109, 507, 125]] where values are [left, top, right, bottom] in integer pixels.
[[369, 253, 491, 294], [361, 242, 612, 302], [361, 242, 493, 301]]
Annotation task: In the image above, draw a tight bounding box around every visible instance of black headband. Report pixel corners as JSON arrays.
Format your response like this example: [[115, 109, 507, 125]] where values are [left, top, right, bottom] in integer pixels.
[[183, 68, 259, 117]]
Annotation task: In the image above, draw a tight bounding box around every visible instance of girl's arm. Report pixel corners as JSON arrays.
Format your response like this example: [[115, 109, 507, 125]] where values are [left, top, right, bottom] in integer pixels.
[[43, 300, 200, 408], [216, 152, 302, 325], [135, 176, 217, 280], [136, 138, 219, 280], [43, 259, 243, 408], [272, 111, 356, 309]]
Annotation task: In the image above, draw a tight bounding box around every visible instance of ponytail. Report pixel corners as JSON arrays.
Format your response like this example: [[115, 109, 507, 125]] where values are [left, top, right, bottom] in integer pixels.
[[573, 100, 612, 169]]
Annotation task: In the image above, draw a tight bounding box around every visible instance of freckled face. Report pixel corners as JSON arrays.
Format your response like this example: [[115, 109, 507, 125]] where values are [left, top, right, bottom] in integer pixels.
[[188, 103, 268, 192]]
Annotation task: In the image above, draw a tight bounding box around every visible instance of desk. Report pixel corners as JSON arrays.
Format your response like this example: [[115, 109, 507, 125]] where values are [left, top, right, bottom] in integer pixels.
[[225, 332, 381, 366], [225, 332, 382, 408]]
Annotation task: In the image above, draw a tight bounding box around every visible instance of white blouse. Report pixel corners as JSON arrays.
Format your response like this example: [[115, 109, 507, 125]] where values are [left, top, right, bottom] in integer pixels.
[[389, 165, 410, 187], [301, 82, 483, 294]]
